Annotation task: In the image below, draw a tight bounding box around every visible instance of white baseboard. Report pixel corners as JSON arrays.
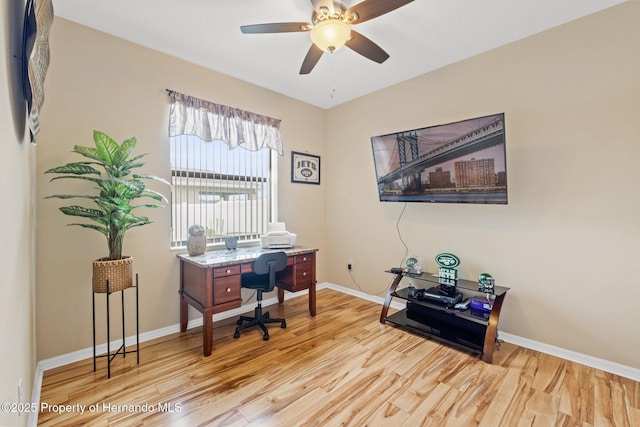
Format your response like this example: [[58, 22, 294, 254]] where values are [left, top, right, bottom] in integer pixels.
[[33, 281, 639, 420], [27, 363, 44, 427]]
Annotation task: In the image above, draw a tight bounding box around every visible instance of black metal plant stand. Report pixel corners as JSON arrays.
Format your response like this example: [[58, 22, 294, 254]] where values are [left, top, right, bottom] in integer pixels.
[[92, 274, 140, 378]]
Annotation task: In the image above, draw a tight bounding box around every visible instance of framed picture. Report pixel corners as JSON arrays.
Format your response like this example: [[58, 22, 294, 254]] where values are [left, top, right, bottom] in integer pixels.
[[370, 113, 507, 204], [291, 151, 321, 185]]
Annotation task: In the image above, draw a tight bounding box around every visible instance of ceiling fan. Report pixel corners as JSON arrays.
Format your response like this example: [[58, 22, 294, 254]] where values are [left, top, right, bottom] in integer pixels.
[[240, 0, 415, 74]]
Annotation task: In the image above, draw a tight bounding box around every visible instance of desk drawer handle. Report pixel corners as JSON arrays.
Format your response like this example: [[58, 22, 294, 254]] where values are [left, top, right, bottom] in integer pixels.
[[226, 269, 231, 274], [302, 257, 307, 261], [226, 287, 231, 293], [303, 272, 307, 276]]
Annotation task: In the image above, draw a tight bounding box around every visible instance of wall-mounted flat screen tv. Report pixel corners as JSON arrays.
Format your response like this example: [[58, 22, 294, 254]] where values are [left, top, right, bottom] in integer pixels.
[[370, 113, 507, 204]]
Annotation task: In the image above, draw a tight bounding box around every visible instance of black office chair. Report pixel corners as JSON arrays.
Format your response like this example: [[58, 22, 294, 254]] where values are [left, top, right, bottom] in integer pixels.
[[234, 251, 287, 340]]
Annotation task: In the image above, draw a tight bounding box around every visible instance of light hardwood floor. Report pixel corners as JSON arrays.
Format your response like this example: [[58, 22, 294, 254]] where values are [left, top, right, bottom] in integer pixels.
[[39, 288, 639, 426]]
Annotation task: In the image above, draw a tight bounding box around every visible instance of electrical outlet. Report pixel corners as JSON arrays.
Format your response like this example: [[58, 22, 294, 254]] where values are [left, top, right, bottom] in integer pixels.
[[347, 259, 353, 270]]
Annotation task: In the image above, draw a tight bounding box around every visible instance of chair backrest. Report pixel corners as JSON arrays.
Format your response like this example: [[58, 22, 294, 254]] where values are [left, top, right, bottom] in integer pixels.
[[253, 251, 287, 287]]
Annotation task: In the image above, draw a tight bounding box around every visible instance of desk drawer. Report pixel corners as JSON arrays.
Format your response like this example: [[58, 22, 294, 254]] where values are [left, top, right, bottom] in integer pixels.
[[295, 261, 313, 289], [295, 254, 313, 264], [214, 265, 241, 278], [213, 275, 241, 305], [277, 261, 313, 292]]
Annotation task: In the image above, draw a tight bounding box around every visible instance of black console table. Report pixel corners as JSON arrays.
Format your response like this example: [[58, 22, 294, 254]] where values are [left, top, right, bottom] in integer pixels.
[[380, 271, 509, 363]]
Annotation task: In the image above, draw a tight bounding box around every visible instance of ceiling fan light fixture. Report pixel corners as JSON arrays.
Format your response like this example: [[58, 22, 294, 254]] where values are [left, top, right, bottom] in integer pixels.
[[310, 19, 351, 53]]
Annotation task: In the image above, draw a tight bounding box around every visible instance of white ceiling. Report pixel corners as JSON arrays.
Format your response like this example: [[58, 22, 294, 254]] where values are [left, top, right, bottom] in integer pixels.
[[53, 0, 626, 109]]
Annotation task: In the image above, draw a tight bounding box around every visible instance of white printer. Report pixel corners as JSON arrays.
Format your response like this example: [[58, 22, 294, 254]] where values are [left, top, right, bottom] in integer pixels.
[[260, 222, 297, 249]]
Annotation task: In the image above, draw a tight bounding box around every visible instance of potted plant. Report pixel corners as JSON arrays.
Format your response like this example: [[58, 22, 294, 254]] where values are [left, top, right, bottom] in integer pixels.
[[45, 130, 169, 293]]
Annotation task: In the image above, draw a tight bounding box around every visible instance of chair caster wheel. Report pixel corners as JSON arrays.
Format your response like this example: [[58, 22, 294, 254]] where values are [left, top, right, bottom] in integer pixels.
[[281, 321, 287, 329], [263, 334, 269, 341], [234, 331, 240, 338]]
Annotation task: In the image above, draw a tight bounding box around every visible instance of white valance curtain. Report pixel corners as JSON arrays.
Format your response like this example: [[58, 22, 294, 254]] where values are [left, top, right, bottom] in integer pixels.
[[168, 90, 283, 155]]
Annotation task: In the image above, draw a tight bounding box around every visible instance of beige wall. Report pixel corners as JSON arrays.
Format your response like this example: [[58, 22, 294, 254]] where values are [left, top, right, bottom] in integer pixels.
[[36, 19, 326, 359], [35, 2, 639, 372], [0, 1, 36, 426], [325, 2, 640, 369]]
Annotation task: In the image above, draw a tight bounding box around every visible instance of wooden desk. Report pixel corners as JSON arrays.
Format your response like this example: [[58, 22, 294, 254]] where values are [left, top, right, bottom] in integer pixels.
[[178, 246, 318, 356]]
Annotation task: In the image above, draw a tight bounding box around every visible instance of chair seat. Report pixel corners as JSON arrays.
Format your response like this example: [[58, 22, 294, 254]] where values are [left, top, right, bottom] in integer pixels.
[[241, 272, 273, 291]]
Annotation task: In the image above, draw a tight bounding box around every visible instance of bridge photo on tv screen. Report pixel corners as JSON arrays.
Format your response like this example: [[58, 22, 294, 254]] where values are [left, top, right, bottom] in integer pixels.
[[370, 113, 507, 204]]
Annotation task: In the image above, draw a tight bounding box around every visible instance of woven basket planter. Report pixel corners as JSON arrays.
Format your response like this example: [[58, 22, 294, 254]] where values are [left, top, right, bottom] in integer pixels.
[[92, 256, 133, 293]]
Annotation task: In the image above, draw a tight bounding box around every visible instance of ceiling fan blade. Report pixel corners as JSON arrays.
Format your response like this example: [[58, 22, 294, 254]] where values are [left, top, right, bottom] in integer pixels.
[[345, 30, 389, 64], [240, 22, 311, 34], [346, 0, 414, 25], [300, 44, 324, 74]]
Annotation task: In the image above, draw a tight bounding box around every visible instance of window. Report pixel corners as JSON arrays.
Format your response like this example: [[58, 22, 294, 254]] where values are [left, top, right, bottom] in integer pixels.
[[170, 136, 277, 248], [167, 90, 282, 249]]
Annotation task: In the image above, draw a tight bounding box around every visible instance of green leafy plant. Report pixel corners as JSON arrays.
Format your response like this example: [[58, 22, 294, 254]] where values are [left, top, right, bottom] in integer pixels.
[[45, 130, 169, 260]]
